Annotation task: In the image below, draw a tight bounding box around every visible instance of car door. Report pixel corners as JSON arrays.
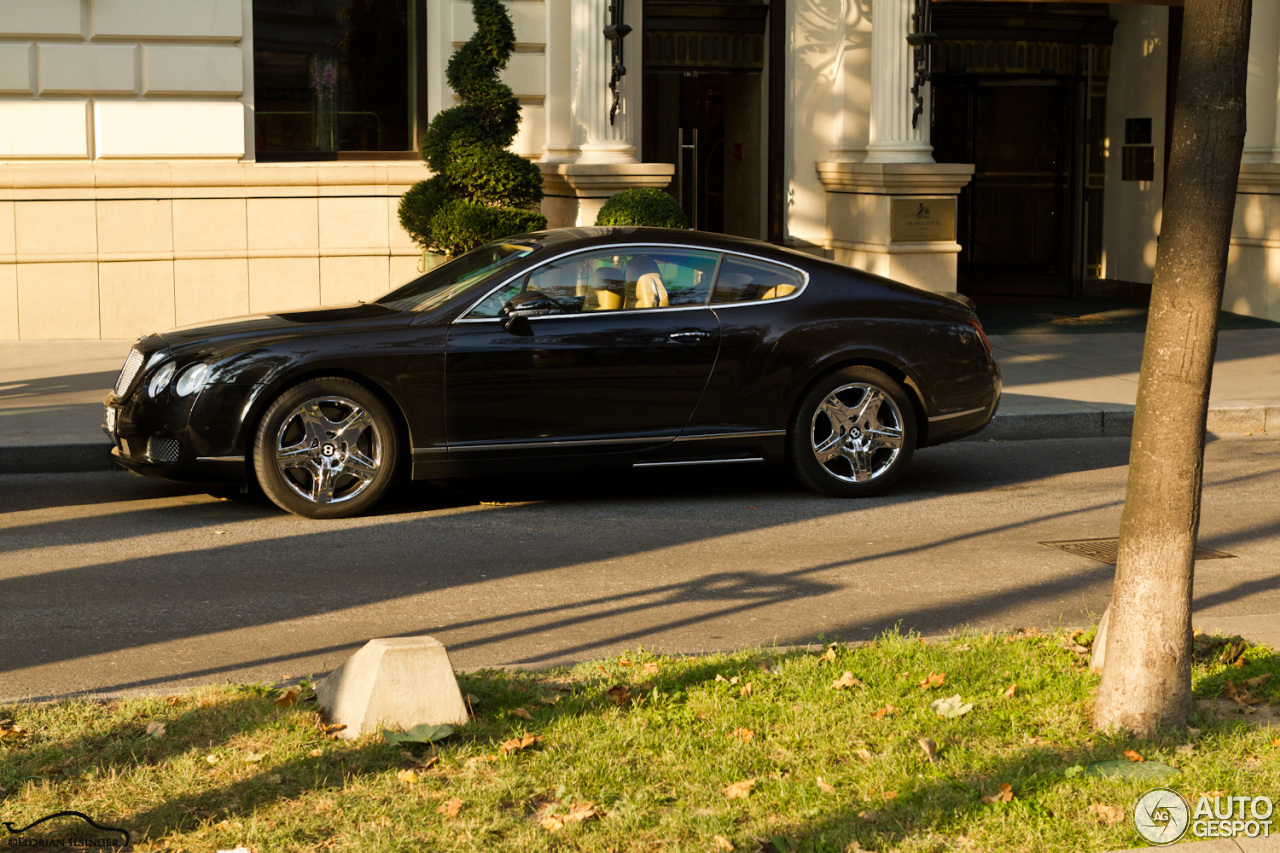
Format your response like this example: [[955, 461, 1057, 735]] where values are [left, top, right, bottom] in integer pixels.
[[444, 245, 723, 458]]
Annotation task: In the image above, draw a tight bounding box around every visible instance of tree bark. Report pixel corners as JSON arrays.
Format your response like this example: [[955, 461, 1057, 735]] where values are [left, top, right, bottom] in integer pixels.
[[1093, 0, 1251, 737]]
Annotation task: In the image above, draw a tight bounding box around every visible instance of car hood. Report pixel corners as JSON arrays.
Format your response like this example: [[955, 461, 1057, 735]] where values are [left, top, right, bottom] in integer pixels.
[[150, 303, 398, 351]]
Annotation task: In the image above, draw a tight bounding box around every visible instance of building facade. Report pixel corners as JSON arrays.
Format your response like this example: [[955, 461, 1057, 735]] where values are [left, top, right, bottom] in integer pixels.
[[0, 0, 1277, 341]]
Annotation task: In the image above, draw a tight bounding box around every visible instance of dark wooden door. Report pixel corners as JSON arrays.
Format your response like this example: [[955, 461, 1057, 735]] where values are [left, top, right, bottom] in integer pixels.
[[934, 78, 1074, 296]]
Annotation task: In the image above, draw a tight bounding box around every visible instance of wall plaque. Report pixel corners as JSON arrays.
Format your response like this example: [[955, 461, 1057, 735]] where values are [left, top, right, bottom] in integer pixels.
[[890, 197, 957, 243]]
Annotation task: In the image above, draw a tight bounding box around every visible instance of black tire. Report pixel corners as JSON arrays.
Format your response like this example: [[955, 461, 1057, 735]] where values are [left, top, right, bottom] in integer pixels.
[[789, 366, 917, 498], [253, 377, 399, 519]]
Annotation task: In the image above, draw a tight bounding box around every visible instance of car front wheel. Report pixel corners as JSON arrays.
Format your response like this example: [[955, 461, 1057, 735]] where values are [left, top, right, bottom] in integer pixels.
[[789, 366, 916, 498], [253, 377, 399, 518]]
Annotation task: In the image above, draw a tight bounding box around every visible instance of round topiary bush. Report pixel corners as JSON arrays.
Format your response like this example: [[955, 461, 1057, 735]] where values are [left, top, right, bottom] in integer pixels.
[[595, 188, 689, 229], [398, 0, 546, 255]]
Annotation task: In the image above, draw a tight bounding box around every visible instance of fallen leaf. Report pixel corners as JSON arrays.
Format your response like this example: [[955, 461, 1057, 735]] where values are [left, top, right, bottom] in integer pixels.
[[607, 685, 633, 705], [145, 721, 166, 739], [816, 777, 836, 794], [1123, 749, 1144, 762], [724, 778, 756, 799], [437, 797, 462, 817], [730, 676, 740, 685], [739, 682, 753, 698], [643, 662, 661, 675], [1175, 744, 1195, 756], [396, 769, 418, 784], [1083, 760, 1176, 780], [712, 835, 735, 851], [918, 671, 946, 690], [1003, 683, 1017, 698], [820, 646, 837, 663], [715, 674, 728, 683], [274, 689, 298, 709], [854, 747, 873, 763], [931, 694, 973, 717], [982, 782, 1013, 804], [1272, 738, 1280, 746], [883, 790, 898, 801], [512, 707, 533, 720], [1245, 673, 1272, 688], [466, 754, 498, 767], [729, 727, 754, 743], [383, 724, 454, 745], [540, 800, 604, 831], [918, 737, 938, 763], [871, 704, 900, 719], [1226, 681, 1265, 706], [1091, 803, 1124, 825], [831, 671, 865, 690], [499, 735, 540, 756], [206, 754, 220, 764], [618, 659, 633, 667]]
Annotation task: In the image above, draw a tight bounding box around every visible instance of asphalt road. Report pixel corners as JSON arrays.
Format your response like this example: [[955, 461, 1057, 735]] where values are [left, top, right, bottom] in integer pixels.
[[3, 436, 1278, 702]]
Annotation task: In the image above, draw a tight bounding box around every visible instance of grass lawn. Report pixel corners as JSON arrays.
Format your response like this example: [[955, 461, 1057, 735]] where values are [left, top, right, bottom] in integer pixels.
[[1, 628, 1276, 852]]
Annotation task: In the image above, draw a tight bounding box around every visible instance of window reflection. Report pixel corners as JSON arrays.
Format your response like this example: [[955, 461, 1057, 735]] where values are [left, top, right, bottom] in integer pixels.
[[253, 0, 414, 159]]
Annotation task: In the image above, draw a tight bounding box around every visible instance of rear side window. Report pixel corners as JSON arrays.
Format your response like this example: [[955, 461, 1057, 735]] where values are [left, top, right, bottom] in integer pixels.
[[711, 255, 805, 305]]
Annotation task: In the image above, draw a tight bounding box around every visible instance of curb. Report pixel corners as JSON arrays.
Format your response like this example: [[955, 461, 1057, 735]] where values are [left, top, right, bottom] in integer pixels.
[[0, 442, 115, 475], [0, 405, 1275, 476]]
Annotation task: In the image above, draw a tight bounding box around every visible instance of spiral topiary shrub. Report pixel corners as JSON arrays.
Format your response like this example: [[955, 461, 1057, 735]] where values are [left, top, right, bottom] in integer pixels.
[[595, 188, 689, 229], [398, 0, 546, 255]]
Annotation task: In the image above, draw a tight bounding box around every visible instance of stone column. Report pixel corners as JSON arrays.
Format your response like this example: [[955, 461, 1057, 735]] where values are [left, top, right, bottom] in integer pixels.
[[1245, 0, 1280, 163], [865, 0, 932, 164], [539, 0, 673, 226]]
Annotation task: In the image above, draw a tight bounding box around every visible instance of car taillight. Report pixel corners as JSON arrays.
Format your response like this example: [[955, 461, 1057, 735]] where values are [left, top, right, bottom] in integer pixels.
[[970, 314, 992, 357]]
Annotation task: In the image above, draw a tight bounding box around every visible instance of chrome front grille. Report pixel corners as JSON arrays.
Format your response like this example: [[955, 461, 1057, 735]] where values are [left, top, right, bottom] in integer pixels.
[[147, 437, 182, 463], [114, 349, 144, 396]]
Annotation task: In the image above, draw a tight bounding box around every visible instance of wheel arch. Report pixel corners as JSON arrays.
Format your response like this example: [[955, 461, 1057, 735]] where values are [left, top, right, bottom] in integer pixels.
[[787, 357, 930, 451], [241, 367, 415, 483]]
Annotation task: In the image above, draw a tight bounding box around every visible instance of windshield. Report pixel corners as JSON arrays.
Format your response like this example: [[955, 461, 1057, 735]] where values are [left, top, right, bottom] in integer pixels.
[[376, 241, 537, 312]]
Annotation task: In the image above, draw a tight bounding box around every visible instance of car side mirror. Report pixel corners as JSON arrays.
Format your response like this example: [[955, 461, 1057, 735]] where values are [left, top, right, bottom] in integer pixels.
[[501, 292, 557, 334]]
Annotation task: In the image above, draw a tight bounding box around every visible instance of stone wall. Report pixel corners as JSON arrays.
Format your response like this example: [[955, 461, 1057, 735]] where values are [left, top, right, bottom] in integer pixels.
[[0, 162, 427, 340]]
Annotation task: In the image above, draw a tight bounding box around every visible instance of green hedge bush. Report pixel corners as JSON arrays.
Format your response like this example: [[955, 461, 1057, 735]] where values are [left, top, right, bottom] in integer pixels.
[[595, 188, 689, 229]]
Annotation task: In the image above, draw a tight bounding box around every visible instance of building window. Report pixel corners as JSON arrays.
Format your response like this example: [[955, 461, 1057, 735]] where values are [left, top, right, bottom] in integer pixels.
[[253, 0, 423, 160]]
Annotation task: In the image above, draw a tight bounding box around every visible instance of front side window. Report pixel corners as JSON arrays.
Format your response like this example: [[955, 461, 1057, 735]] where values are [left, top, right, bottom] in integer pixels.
[[464, 247, 722, 319], [253, 0, 419, 159]]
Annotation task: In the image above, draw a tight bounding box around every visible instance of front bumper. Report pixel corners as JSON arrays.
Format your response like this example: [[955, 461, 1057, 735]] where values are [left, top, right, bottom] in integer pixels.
[[104, 382, 262, 485]]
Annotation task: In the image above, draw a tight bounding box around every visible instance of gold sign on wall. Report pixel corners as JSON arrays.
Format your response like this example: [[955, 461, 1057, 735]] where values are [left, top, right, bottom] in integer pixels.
[[890, 197, 957, 243]]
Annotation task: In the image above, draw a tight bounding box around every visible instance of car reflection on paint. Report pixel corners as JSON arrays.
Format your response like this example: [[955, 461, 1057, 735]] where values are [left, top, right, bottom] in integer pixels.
[[103, 227, 1000, 518]]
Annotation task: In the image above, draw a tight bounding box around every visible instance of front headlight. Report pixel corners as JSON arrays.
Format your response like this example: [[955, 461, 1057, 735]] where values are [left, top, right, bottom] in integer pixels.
[[148, 362, 176, 397], [174, 363, 211, 396]]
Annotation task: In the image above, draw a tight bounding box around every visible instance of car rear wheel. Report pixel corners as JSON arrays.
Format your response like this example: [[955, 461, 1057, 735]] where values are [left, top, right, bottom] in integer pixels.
[[253, 377, 398, 518], [789, 366, 916, 498]]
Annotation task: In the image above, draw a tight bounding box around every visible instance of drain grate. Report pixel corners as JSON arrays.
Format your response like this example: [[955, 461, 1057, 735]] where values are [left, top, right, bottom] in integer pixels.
[[1041, 538, 1236, 566]]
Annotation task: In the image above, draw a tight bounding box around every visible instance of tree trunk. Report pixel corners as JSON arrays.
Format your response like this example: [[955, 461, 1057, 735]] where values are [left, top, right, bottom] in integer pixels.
[[1093, 0, 1251, 737]]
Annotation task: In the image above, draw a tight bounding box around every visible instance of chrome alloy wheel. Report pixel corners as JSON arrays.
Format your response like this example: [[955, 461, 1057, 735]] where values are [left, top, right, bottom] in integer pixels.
[[273, 395, 384, 505], [808, 382, 905, 484]]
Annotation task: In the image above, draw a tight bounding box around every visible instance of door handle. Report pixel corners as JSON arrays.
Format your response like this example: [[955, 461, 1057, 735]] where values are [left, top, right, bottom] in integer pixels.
[[669, 330, 712, 342]]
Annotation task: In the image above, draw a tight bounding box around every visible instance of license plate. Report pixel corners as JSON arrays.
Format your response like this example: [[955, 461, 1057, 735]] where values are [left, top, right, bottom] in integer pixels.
[[105, 406, 118, 434]]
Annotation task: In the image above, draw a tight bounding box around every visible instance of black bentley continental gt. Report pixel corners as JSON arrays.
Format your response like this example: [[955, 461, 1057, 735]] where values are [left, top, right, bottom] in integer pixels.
[[104, 227, 1000, 518]]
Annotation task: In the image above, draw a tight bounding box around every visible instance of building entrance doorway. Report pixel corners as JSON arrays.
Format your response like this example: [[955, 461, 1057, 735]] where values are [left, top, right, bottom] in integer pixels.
[[641, 1, 773, 239], [930, 4, 1114, 298]]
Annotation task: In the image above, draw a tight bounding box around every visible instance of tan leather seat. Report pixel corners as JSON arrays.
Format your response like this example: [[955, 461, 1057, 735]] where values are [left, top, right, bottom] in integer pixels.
[[760, 284, 796, 300], [634, 272, 668, 308], [585, 266, 624, 311]]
